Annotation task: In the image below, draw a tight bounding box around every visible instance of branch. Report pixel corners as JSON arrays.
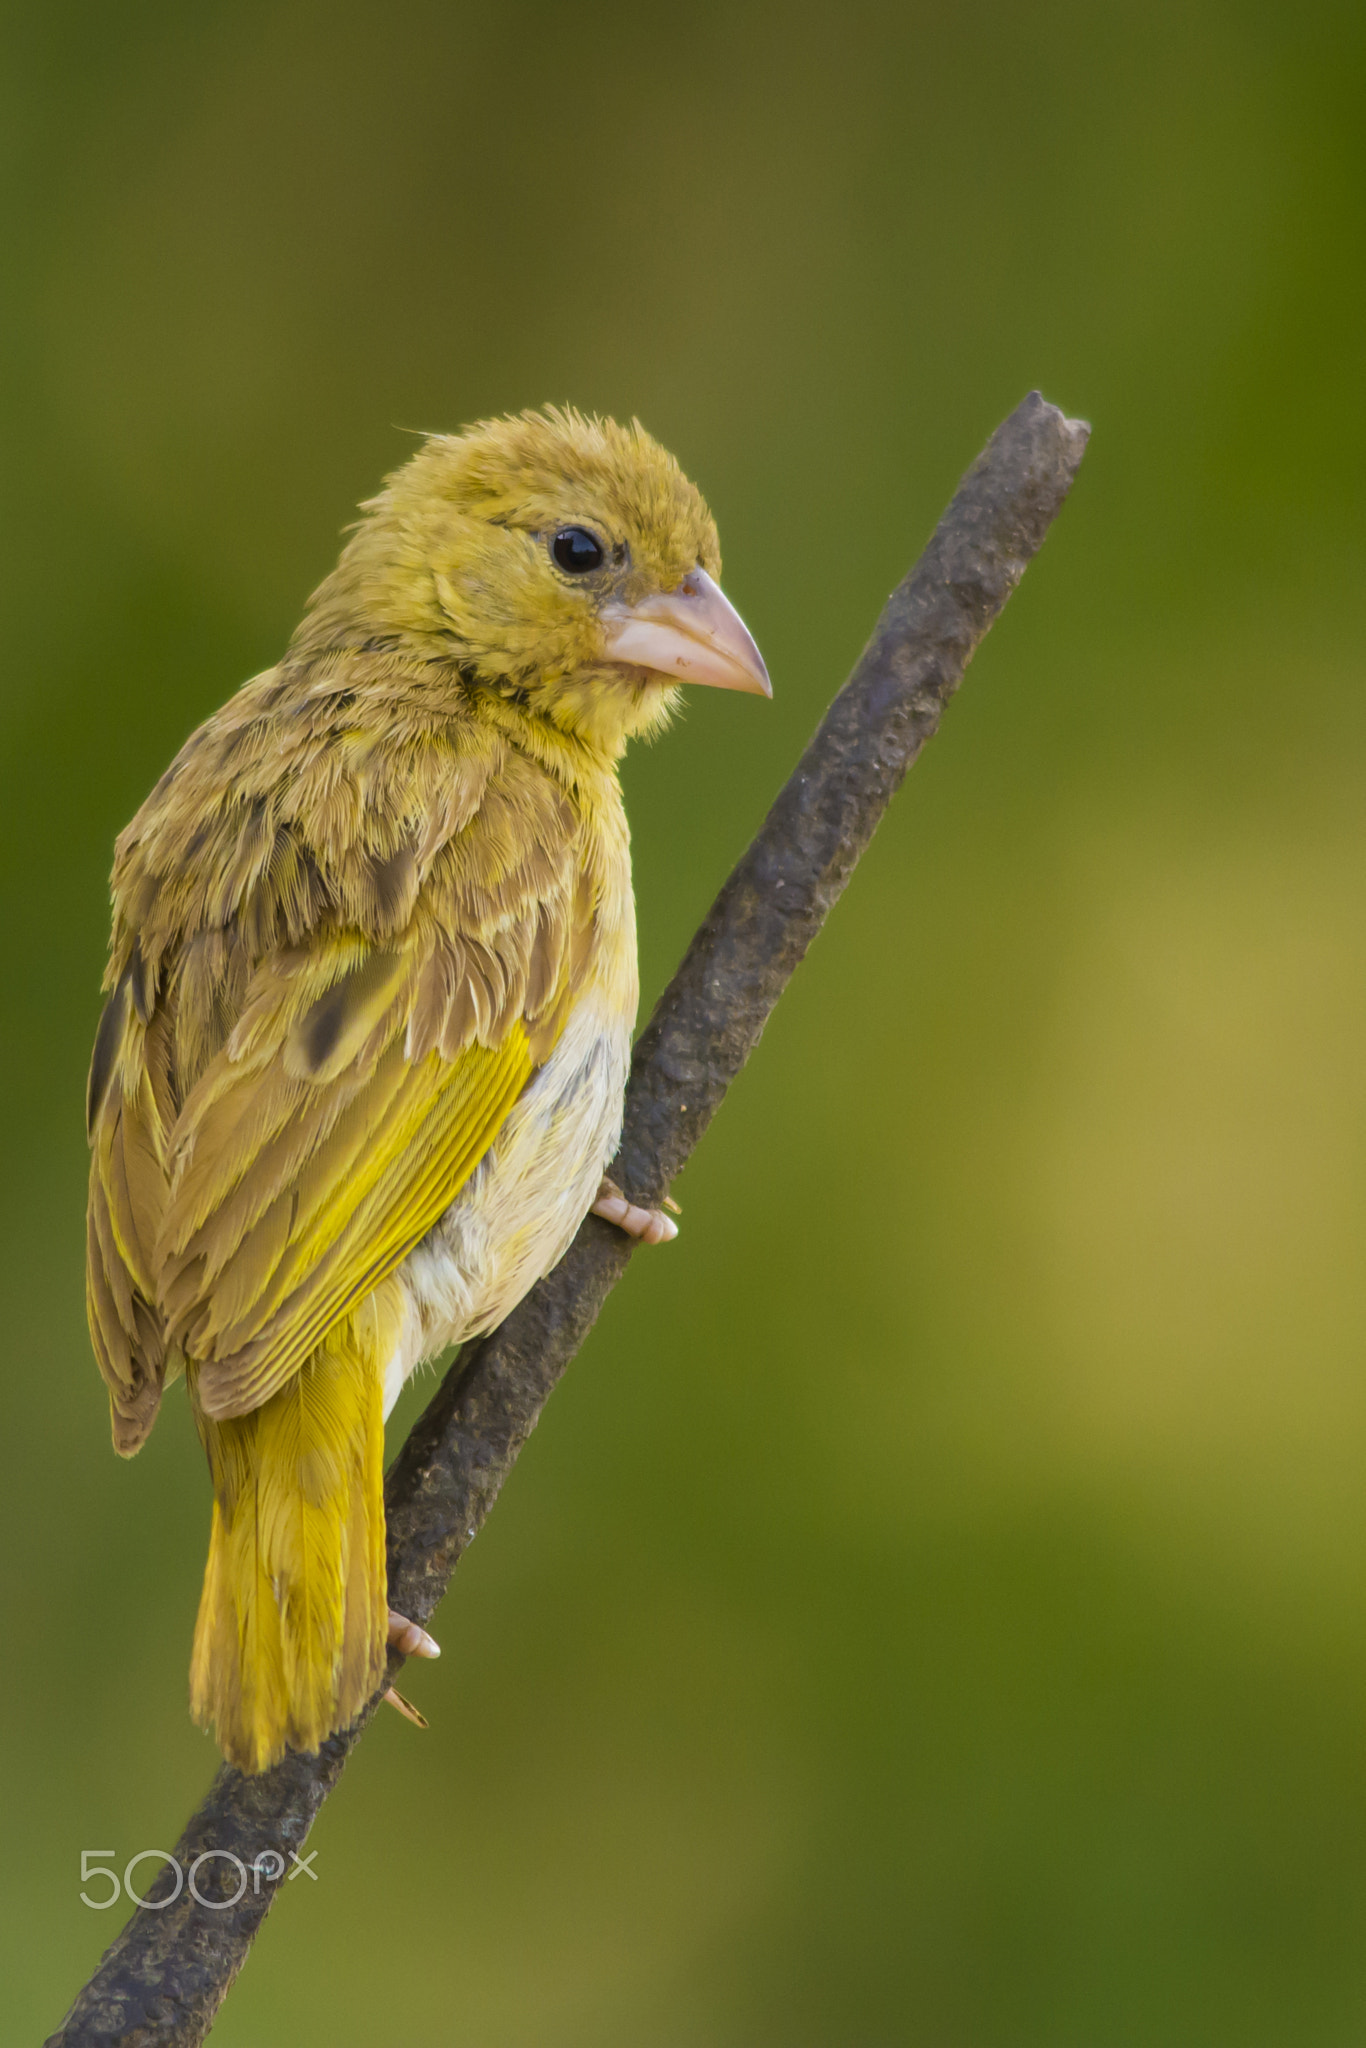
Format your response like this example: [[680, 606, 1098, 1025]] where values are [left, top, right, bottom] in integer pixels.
[[48, 391, 1089, 2046]]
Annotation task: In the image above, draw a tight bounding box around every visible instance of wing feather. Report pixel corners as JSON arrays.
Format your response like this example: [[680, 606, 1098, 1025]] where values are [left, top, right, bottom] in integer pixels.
[[86, 994, 175, 1451], [87, 677, 608, 1448]]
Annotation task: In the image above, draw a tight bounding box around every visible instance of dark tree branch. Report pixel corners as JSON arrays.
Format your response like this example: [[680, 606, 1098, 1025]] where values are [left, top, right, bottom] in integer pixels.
[[48, 392, 1089, 2046]]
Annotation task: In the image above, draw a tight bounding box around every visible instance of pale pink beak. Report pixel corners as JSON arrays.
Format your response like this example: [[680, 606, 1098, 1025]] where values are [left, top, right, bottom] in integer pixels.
[[601, 567, 772, 698]]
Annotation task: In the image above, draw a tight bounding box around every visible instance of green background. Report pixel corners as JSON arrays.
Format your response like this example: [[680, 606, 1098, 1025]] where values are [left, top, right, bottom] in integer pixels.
[[6, 2, 1366, 2040]]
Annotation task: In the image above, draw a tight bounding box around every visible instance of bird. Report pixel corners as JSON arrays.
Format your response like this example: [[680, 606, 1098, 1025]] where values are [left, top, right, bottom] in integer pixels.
[[85, 407, 770, 1773]]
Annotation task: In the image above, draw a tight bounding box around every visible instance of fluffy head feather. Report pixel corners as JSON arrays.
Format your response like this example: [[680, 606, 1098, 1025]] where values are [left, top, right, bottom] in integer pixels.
[[291, 408, 722, 752]]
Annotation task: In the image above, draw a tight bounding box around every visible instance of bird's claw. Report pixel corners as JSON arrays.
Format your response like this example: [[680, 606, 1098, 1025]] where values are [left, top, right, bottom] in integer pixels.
[[383, 1613, 438, 1729], [383, 1686, 428, 1728], [387, 1610, 440, 1659], [592, 1177, 679, 1244]]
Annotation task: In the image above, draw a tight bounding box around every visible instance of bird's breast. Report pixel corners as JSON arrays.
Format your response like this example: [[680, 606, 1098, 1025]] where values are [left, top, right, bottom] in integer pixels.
[[387, 984, 634, 1412], [385, 815, 638, 1415]]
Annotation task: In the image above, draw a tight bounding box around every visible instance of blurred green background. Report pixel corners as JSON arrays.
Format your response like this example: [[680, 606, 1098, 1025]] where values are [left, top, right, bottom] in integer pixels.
[[6, 1, 1366, 2040]]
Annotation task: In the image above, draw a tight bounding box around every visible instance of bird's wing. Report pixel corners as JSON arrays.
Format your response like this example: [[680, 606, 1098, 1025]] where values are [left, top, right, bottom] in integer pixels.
[[158, 835, 594, 1421], [89, 726, 600, 1434]]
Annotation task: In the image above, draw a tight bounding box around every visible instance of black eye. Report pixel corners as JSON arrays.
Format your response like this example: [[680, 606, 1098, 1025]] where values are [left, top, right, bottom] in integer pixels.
[[551, 526, 606, 574]]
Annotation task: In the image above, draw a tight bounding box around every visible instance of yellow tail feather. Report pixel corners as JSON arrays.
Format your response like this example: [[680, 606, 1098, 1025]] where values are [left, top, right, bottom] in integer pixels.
[[189, 1315, 387, 1774]]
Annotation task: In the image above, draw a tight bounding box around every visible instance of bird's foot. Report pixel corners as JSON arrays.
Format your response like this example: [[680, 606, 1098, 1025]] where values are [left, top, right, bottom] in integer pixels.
[[387, 1610, 440, 1659], [383, 1687, 428, 1729], [592, 1177, 679, 1244], [383, 1611, 439, 1728]]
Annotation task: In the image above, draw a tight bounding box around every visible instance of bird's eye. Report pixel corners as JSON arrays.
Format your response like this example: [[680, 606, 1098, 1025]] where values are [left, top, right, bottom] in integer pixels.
[[551, 526, 606, 574]]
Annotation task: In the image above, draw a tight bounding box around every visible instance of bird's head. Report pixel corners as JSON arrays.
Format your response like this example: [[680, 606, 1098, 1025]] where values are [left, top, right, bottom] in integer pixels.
[[292, 407, 770, 755]]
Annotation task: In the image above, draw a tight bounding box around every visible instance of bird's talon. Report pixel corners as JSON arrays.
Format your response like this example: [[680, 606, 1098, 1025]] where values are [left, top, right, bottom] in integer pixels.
[[591, 1177, 679, 1244], [387, 1610, 440, 1659], [383, 1685, 428, 1729]]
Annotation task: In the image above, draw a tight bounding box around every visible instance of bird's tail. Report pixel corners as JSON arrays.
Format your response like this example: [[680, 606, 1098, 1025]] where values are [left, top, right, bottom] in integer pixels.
[[189, 1317, 388, 1774]]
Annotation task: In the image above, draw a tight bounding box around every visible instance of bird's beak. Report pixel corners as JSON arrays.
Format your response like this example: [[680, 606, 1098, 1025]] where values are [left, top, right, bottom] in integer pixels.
[[601, 567, 772, 698]]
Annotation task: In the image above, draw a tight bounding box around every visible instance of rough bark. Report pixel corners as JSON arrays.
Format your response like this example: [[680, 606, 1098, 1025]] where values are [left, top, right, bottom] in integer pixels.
[[48, 391, 1089, 2046]]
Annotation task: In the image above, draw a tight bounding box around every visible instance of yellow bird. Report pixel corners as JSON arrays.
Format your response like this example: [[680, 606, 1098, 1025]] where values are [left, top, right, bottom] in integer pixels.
[[85, 409, 770, 1773]]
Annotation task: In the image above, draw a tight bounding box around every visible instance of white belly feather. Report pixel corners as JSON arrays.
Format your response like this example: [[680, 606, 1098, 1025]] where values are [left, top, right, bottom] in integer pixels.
[[383, 989, 632, 1418]]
